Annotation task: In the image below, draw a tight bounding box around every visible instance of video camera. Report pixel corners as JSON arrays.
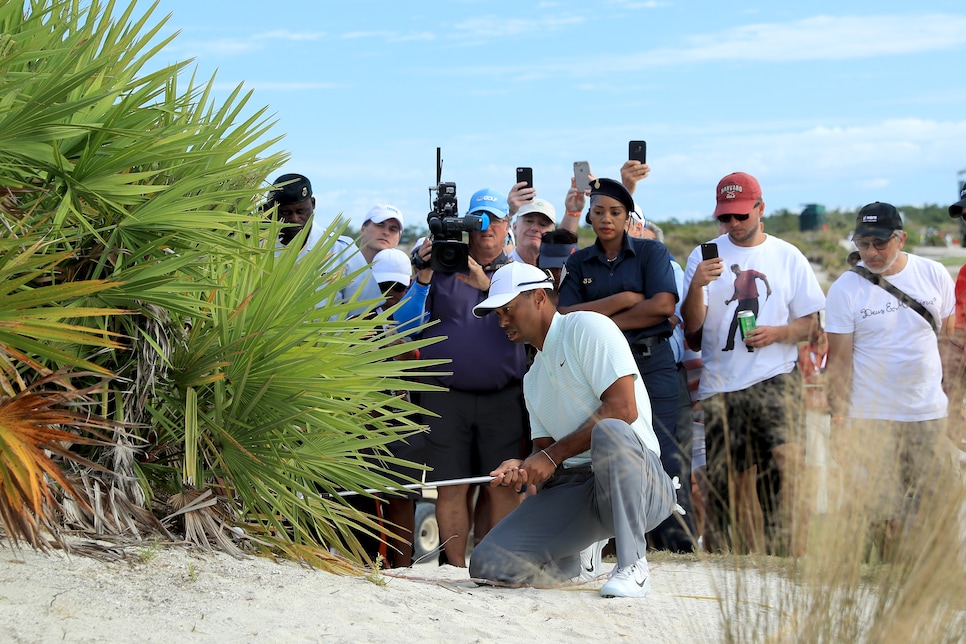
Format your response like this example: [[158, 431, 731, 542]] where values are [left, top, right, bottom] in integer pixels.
[[418, 148, 489, 273]]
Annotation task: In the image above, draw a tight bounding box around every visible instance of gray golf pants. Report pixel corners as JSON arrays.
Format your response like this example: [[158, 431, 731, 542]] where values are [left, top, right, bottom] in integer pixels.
[[469, 418, 676, 585]]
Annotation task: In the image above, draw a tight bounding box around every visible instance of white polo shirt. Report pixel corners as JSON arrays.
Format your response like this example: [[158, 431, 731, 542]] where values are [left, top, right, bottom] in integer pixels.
[[525, 311, 659, 468]]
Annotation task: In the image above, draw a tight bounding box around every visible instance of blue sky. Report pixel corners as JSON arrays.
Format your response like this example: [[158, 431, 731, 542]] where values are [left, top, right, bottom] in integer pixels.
[[149, 0, 966, 228]]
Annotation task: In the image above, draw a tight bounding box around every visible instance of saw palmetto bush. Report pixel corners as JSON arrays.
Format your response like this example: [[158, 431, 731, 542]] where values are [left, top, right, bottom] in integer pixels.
[[0, 0, 440, 569]]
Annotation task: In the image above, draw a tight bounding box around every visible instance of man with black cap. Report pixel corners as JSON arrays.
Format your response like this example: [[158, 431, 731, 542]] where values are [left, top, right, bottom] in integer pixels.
[[469, 261, 676, 597], [950, 183, 966, 218], [824, 201, 956, 560], [265, 173, 381, 317], [683, 171, 824, 555], [265, 173, 315, 247]]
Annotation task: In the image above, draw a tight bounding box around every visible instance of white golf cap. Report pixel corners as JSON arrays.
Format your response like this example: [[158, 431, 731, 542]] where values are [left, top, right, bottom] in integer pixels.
[[371, 248, 412, 286], [472, 262, 553, 317], [514, 198, 556, 224], [364, 204, 404, 227]]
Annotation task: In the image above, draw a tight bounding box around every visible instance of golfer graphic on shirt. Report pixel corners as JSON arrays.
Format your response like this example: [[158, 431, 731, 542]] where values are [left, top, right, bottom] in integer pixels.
[[723, 263, 771, 352]]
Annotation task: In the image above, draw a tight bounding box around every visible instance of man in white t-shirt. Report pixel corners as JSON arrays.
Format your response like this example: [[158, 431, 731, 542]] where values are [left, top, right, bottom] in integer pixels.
[[682, 172, 825, 555], [467, 262, 676, 598], [825, 202, 956, 558]]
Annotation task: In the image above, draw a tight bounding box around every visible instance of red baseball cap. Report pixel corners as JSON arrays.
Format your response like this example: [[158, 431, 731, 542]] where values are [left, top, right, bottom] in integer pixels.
[[713, 172, 762, 218]]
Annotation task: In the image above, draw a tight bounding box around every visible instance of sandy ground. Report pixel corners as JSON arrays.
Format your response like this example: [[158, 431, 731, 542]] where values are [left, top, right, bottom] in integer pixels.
[[0, 543, 766, 643]]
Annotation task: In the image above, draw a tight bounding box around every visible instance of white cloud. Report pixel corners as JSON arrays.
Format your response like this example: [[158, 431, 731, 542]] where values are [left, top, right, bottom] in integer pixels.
[[608, 0, 670, 8], [340, 30, 397, 40], [212, 81, 343, 92], [261, 31, 326, 42], [451, 15, 585, 40], [663, 14, 966, 64], [172, 39, 262, 57], [453, 13, 966, 79]]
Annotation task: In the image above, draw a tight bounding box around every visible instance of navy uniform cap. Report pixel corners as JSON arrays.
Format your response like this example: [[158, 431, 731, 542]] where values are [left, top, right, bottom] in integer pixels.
[[266, 174, 312, 208], [589, 178, 635, 214]]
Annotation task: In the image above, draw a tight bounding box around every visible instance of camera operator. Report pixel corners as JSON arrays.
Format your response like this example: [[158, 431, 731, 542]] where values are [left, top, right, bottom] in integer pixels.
[[394, 188, 529, 568]]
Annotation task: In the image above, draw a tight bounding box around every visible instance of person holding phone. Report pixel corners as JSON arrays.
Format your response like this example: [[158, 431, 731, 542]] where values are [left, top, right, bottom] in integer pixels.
[[509, 199, 557, 267], [504, 169, 559, 267], [557, 178, 692, 553], [682, 171, 825, 556]]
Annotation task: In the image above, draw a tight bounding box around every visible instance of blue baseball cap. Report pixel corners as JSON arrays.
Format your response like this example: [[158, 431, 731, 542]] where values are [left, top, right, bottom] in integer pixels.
[[467, 188, 508, 219]]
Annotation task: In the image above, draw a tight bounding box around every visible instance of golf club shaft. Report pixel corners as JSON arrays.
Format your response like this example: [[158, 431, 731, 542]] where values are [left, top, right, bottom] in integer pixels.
[[336, 475, 494, 497]]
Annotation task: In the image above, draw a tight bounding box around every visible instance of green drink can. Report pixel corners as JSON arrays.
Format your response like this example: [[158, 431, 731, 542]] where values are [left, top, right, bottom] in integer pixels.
[[738, 310, 757, 339]]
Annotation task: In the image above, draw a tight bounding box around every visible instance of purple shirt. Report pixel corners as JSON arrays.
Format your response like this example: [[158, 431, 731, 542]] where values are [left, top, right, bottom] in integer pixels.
[[419, 266, 528, 392]]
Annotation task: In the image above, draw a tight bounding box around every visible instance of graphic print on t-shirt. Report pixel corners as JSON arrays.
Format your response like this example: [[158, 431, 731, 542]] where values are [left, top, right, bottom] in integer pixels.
[[722, 263, 772, 352]]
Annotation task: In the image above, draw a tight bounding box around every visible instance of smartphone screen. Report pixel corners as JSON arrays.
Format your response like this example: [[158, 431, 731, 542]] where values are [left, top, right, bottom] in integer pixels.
[[628, 140, 647, 164], [701, 242, 718, 261], [573, 161, 591, 192], [516, 167, 533, 189]]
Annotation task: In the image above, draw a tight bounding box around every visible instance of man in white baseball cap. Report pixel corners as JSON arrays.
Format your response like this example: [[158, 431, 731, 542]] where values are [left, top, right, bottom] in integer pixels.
[[469, 262, 676, 598], [509, 198, 556, 267], [359, 204, 405, 263], [371, 247, 412, 309]]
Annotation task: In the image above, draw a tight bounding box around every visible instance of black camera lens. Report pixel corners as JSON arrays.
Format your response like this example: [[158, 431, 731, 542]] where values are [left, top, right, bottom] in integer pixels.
[[430, 240, 469, 273]]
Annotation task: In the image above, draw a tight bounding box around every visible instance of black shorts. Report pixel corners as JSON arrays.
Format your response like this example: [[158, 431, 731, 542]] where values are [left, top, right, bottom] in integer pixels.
[[421, 382, 527, 482], [702, 369, 803, 471]]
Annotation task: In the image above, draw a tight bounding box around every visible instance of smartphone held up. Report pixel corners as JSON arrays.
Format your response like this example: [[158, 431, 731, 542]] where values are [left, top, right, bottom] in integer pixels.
[[701, 242, 718, 261], [628, 140, 647, 164], [515, 167, 533, 189], [573, 161, 592, 192]]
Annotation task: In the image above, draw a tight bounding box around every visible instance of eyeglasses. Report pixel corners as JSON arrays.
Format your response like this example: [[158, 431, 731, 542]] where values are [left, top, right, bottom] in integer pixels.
[[854, 235, 898, 251], [716, 200, 762, 224], [379, 282, 408, 294]]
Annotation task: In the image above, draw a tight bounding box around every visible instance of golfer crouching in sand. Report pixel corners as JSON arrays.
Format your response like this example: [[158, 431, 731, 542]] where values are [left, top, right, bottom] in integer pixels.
[[468, 262, 676, 598]]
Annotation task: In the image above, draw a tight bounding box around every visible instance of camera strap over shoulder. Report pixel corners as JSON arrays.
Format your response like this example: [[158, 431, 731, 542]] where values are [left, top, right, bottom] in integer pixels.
[[850, 265, 938, 336], [483, 253, 512, 272]]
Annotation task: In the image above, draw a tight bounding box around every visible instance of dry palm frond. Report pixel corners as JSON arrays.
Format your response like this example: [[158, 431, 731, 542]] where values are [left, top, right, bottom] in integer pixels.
[[0, 373, 118, 549], [59, 470, 171, 541], [165, 488, 245, 558]]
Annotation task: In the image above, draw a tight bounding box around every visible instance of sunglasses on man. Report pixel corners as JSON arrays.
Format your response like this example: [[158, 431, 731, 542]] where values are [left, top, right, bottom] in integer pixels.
[[379, 281, 408, 295], [716, 199, 762, 224], [853, 234, 899, 252]]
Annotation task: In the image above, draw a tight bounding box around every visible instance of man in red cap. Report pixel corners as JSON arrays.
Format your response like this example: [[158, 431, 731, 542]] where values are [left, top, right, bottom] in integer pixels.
[[682, 172, 825, 555]]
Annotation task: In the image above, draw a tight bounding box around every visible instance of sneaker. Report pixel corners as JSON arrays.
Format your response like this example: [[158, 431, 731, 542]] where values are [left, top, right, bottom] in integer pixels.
[[576, 539, 609, 582], [599, 556, 651, 598]]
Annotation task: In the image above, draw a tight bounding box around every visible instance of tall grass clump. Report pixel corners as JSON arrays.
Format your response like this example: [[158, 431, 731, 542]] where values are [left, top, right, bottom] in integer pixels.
[[703, 391, 966, 641]]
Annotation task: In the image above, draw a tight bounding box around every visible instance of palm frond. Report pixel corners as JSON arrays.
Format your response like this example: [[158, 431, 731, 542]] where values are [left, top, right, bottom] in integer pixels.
[[0, 371, 118, 549]]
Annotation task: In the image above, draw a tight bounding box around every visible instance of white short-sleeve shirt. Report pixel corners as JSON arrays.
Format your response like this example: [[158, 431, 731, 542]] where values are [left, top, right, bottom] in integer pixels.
[[825, 253, 954, 421], [683, 233, 825, 398]]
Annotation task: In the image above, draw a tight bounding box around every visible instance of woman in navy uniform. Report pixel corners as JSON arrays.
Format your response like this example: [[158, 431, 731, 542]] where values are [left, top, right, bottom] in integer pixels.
[[558, 178, 694, 552]]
